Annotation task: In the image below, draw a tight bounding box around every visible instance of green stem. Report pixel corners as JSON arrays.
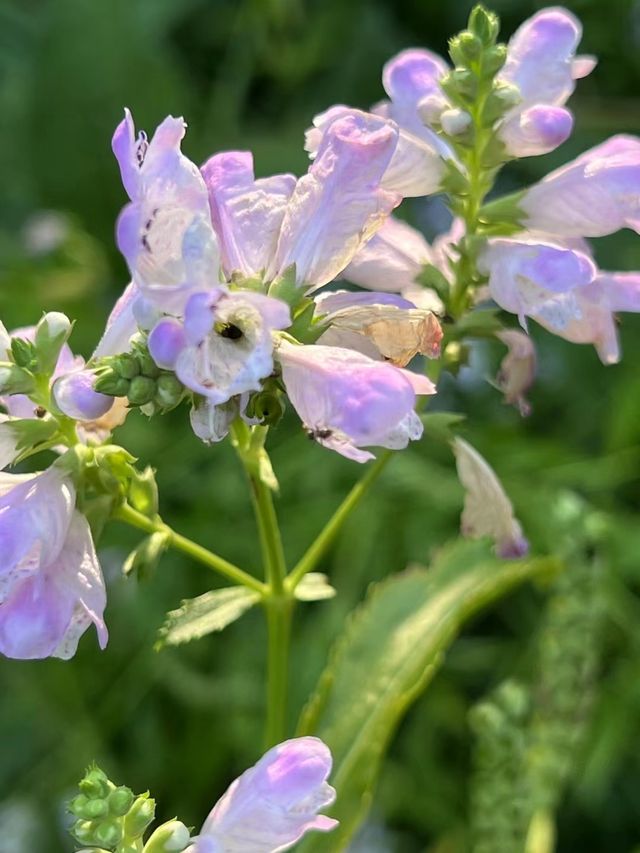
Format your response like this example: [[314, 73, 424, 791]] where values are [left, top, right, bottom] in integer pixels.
[[231, 421, 291, 747], [286, 450, 392, 591], [115, 503, 265, 595]]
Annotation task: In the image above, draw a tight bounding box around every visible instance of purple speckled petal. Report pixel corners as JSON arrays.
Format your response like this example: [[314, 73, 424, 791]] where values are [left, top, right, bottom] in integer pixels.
[[195, 737, 337, 853], [201, 151, 296, 280]]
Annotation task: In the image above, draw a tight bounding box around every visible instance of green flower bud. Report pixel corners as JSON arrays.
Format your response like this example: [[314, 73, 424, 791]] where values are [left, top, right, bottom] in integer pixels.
[[155, 374, 184, 410], [468, 4, 500, 46], [143, 820, 191, 852], [10, 337, 37, 369], [137, 350, 161, 379], [128, 376, 157, 406], [79, 767, 111, 799], [124, 794, 156, 838], [72, 819, 99, 845], [482, 43, 508, 77], [34, 311, 72, 374], [481, 81, 520, 124], [94, 370, 131, 397], [95, 817, 123, 848], [108, 786, 135, 816], [82, 798, 109, 820], [440, 69, 478, 103], [449, 31, 482, 66], [114, 353, 140, 380], [0, 363, 36, 395]]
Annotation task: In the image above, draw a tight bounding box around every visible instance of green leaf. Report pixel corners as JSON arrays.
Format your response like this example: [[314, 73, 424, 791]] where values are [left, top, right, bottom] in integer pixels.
[[294, 573, 336, 602], [157, 586, 261, 648], [296, 540, 561, 852], [421, 411, 467, 443]]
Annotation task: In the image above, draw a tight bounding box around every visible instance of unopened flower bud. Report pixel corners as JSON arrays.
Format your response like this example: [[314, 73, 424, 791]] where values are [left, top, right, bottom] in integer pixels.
[[95, 817, 123, 848], [82, 798, 109, 820], [0, 363, 36, 395], [482, 81, 521, 124], [155, 374, 184, 410], [114, 353, 140, 380], [449, 31, 482, 66], [143, 820, 191, 852], [10, 336, 36, 369], [79, 767, 111, 799], [124, 795, 156, 838], [72, 819, 98, 845], [53, 371, 114, 420], [108, 786, 135, 816], [137, 349, 161, 379], [34, 311, 72, 374], [94, 369, 131, 397], [440, 69, 477, 103], [482, 43, 507, 76], [440, 108, 472, 136], [469, 4, 500, 46], [128, 376, 157, 406]]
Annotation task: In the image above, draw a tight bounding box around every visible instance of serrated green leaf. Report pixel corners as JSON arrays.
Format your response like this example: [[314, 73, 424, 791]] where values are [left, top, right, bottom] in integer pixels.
[[295, 573, 336, 602], [157, 586, 261, 648], [7, 417, 59, 449], [296, 539, 561, 852]]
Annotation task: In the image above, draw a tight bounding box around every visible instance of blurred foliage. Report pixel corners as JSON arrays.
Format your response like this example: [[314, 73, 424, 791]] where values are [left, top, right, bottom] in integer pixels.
[[1, 0, 640, 851]]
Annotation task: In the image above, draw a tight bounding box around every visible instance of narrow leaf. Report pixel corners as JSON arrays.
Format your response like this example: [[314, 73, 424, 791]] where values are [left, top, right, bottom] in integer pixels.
[[297, 539, 560, 851], [295, 573, 336, 602], [157, 586, 261, 648]]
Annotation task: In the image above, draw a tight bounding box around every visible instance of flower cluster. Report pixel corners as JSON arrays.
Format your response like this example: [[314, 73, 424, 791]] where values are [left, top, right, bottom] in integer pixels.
[[69, 737, 337, 853]]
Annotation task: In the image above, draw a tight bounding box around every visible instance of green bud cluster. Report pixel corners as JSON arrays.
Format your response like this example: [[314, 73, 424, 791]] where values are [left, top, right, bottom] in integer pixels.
[[68, 765, 156, 851], [94, 341, 185, 414]]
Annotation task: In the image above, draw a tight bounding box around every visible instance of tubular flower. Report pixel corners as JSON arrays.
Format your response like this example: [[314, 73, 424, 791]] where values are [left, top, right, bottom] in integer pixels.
[[188, 737, 337, 853], [497, 7, 595, 157], [479, 237, 640, 363], [276, 340, 435, 463], [0, 467, 107, 660]]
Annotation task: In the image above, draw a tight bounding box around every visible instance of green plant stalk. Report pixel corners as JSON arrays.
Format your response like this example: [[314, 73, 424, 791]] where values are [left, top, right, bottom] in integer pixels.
[[115, 502, 265, 594], [231, 421, 292, 747]]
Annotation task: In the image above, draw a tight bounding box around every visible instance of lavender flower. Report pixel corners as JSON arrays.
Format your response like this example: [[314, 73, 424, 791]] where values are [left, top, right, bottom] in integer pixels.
[[276, 340, 435, 462], [0, 467, 107, 659], [188, 737, 337, 853]]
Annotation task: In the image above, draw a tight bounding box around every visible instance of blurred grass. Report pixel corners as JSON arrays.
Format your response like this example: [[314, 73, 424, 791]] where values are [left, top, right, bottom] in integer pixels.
[[1, 0, 640, 850]]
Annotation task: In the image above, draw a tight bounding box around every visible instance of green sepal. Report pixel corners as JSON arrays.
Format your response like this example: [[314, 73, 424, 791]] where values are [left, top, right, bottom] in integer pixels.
[[127, 375, 157, 406], [10, 337, 37, 369], [156, 586, 261, 648], [449, 31, 482, 66], [440, 68, 478, 105], [480, 81, 521, 125], [452, 308, 504, 339], [94, 369, 130, 397], [479, 190, 526, 228], [0, 362, 36, 395], [267, 264, 305, 311], [481, 43, 508, 77], [123, 794, 156, 839], [416, 263, 452, 303], [123, 530, 170, 580], [128, 466, 159, 518], [155, 374, 184, 411], [440, 160, 469, 195], [288, 299, 325, 344]]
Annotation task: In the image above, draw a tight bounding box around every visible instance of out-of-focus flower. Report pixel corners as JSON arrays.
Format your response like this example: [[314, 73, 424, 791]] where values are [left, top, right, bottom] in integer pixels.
[[495, 329, 536, 415], [497, 7, 595, 157], [452, 437, 528, 559], [277, 340, 435, 462], [521, 135, 640, 237], [188, 737, 337, 853], [0, 467, 107, 659]]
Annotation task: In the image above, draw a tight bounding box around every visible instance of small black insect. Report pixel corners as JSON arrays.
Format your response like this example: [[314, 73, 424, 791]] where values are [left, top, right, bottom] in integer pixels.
[[219, 324, 243, 340]]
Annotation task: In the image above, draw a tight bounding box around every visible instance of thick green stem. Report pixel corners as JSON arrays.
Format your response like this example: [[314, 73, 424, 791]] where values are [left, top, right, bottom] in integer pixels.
[[286, 450, 392, 592], [115, 503, 265, 594]]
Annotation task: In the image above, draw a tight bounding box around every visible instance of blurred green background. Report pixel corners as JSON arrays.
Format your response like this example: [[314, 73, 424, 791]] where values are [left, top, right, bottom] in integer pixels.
[[1, 0, 640, 850]]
